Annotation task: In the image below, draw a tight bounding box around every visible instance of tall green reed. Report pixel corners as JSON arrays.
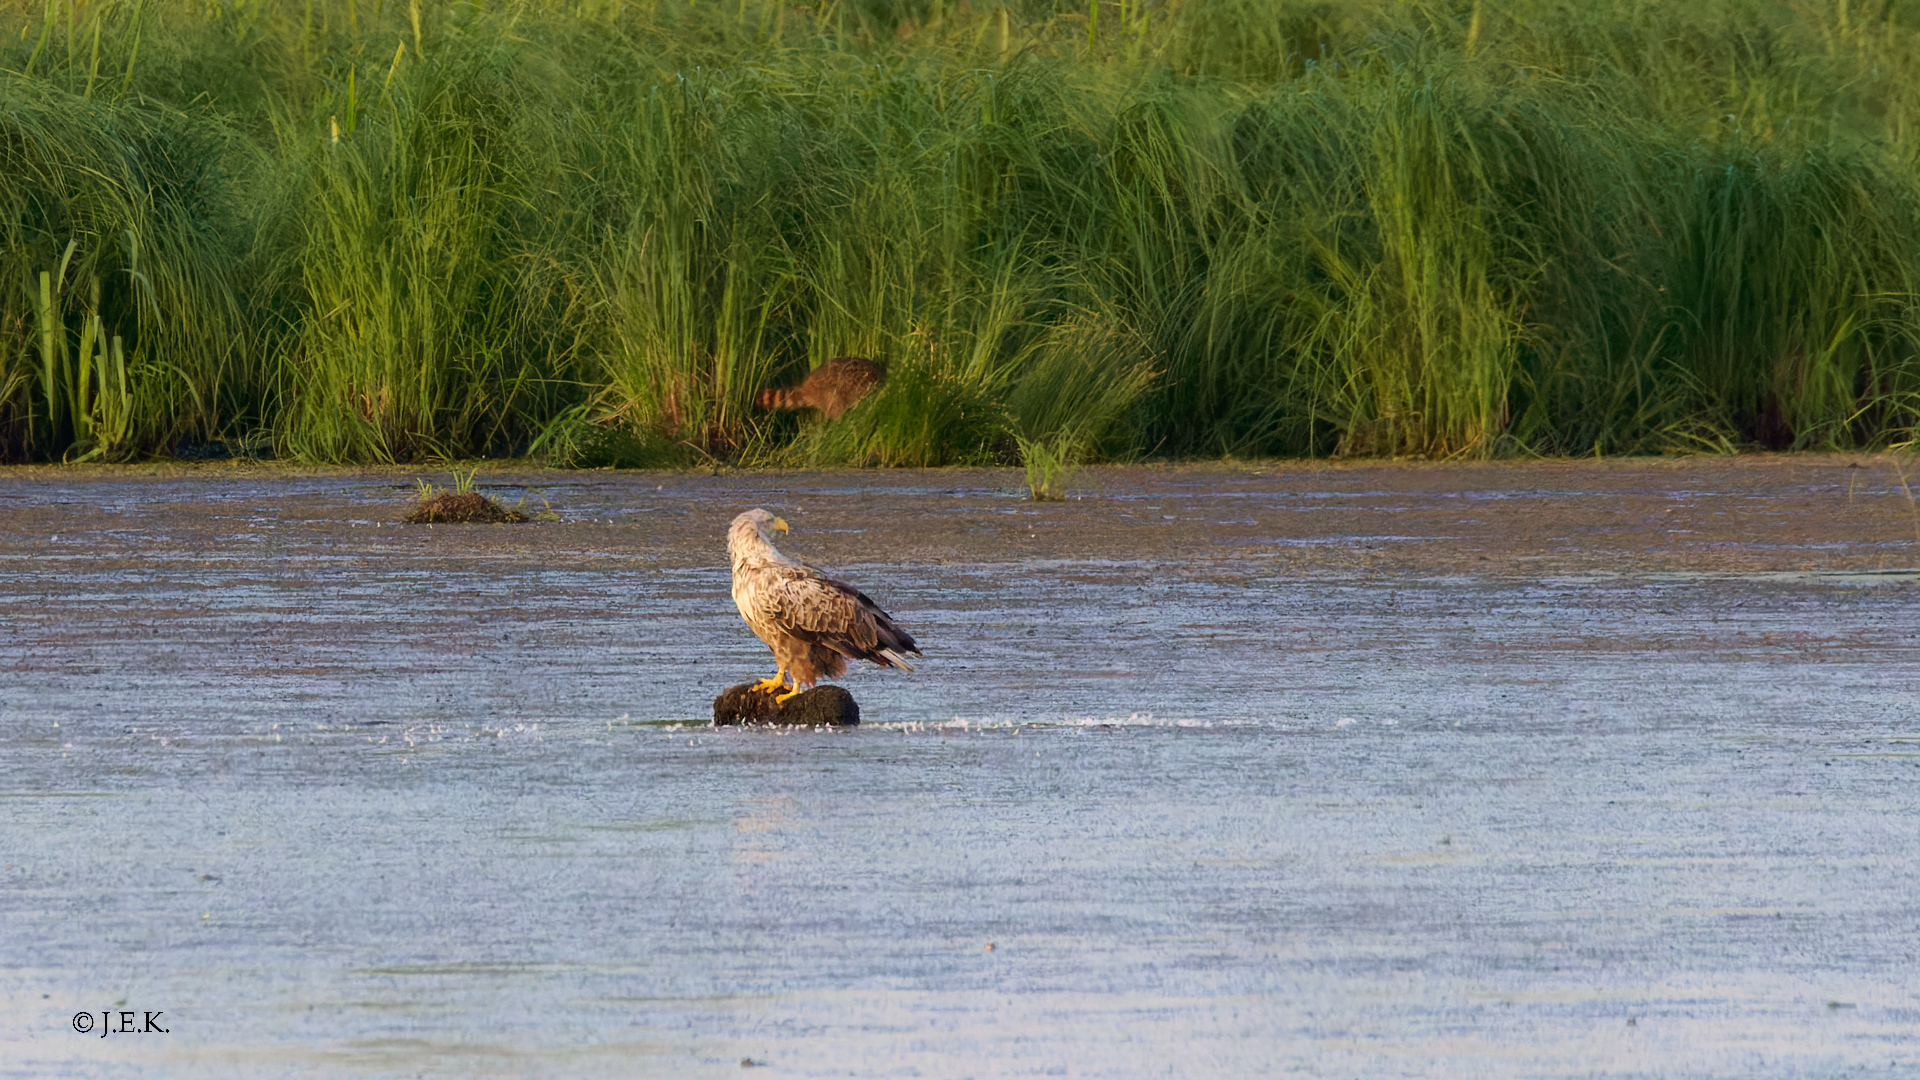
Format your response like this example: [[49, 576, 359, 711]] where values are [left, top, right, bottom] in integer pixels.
[[3, 0, 1920, 464], [0, 72, 246, 461], [276, 30, 586, 462], [590, 73, 791, 459]]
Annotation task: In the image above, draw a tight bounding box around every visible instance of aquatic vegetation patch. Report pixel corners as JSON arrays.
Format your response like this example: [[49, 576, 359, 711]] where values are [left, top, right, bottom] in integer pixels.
[[1017, 430, 1080, 501], [403, 469, 529, 523], [402, 491, 527, 524]]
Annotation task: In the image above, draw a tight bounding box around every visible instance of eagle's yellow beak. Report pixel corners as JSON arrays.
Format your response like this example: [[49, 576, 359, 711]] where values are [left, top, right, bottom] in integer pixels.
[[771, 516, 789, 534]]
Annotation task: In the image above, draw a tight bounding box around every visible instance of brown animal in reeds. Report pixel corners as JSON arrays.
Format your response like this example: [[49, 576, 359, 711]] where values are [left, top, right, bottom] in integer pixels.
[[754, 357, 885, 420]]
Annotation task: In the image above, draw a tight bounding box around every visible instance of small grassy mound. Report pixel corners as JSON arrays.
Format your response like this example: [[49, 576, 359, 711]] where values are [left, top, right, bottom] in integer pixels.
[[403, 467, 536, 523], [403, 491, 527, 524]]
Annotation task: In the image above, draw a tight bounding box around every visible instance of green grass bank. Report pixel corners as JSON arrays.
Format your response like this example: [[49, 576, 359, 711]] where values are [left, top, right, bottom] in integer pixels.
[[5, 0, 1920, 466]]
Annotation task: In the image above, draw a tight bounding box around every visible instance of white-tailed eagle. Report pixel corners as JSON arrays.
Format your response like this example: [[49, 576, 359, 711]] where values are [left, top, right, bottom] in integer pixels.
[[727, 508, 920, 702]]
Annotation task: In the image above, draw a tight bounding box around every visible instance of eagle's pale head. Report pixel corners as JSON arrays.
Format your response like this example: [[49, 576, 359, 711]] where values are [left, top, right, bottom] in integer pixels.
[[728, 508, 790, 561]]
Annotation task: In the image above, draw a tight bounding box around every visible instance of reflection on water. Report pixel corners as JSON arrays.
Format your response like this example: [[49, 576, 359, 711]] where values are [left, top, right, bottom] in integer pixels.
[[1, 463, 1917, 1078]]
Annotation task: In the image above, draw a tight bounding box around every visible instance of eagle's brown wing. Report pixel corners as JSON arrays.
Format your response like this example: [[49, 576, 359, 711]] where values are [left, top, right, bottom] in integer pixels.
[[757, 565, 919, 670]]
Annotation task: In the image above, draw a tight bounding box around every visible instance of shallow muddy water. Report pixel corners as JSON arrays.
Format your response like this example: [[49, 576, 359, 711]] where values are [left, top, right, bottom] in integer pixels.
[[2, 457, 1918, 1077]]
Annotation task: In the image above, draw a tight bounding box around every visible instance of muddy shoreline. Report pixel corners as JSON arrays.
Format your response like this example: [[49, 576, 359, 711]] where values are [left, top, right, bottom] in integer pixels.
[[4, 453, 1916, 575]]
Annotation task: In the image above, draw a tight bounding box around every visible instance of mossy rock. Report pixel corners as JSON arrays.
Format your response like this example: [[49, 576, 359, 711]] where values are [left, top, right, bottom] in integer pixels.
[[403, 491, 527, 524], [713, 684, 860, 726]]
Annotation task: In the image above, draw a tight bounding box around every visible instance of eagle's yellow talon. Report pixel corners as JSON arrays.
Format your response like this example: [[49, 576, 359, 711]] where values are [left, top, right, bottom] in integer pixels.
[[774, 688, 802, 704], [750, 670, 788, 694]]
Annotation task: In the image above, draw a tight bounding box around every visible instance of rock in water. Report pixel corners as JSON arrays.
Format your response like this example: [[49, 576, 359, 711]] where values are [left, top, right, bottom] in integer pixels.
[[712, 684, 860, 726]]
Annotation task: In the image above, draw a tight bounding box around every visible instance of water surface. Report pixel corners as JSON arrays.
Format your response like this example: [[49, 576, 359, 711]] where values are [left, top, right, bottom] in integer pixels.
[[3, 459, 1917, 1077]]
